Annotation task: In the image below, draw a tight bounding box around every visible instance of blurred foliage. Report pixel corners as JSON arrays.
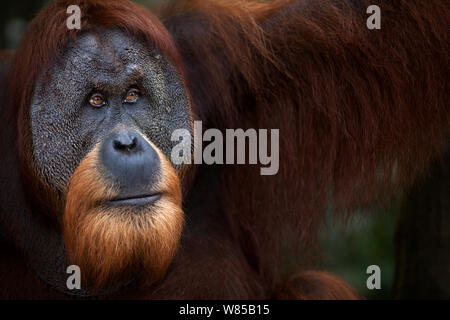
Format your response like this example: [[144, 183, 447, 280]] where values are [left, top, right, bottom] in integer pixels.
[[1, 0, 398, 300], [320, 203, 398, 299], [0, 0, 48, 48]]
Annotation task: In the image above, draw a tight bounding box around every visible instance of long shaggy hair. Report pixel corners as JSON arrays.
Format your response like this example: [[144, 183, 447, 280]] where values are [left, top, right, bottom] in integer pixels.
[[164, 0, 450, 289]]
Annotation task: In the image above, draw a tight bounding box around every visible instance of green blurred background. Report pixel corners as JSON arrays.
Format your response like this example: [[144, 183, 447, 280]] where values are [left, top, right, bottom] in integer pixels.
[[320, 207, 397, 299], [0, 0, 400, 299]]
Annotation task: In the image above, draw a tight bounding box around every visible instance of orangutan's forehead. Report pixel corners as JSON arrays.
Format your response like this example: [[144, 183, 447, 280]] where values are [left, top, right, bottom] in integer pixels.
[[43, 28, 169, 96], [66, 29, 151, 65]]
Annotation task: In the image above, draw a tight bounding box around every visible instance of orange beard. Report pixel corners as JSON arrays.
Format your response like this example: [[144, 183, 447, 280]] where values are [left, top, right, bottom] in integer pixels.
[[63, 141, 183, 292]]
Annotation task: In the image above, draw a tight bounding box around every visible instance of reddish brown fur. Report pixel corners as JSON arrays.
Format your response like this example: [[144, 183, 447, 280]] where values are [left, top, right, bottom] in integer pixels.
[[64, 137, 183, 291], [2, 0, 449, 299], [164, 0, 450, 295]]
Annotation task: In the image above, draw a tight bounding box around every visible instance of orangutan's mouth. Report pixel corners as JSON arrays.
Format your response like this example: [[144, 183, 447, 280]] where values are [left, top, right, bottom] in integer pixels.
[[109, 193, 162, 206]]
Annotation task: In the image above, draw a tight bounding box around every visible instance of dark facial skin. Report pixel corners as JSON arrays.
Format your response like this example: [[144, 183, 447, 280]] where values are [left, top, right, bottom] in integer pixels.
[[30, 29, 191, 192]]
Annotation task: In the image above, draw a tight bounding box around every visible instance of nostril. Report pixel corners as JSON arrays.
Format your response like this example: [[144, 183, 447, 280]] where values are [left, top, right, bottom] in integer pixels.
[[129, 137, 137, 150], [113, 134, 138, 152]]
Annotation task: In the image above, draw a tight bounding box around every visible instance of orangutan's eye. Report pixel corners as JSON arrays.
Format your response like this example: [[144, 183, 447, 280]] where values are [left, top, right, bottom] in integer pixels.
[[89, 93, 106, 108], [124, 88, 139, 103]]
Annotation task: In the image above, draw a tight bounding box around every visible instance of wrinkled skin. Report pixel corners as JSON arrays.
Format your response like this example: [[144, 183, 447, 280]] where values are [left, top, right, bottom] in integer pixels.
[[30, 29, 191, 192]]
